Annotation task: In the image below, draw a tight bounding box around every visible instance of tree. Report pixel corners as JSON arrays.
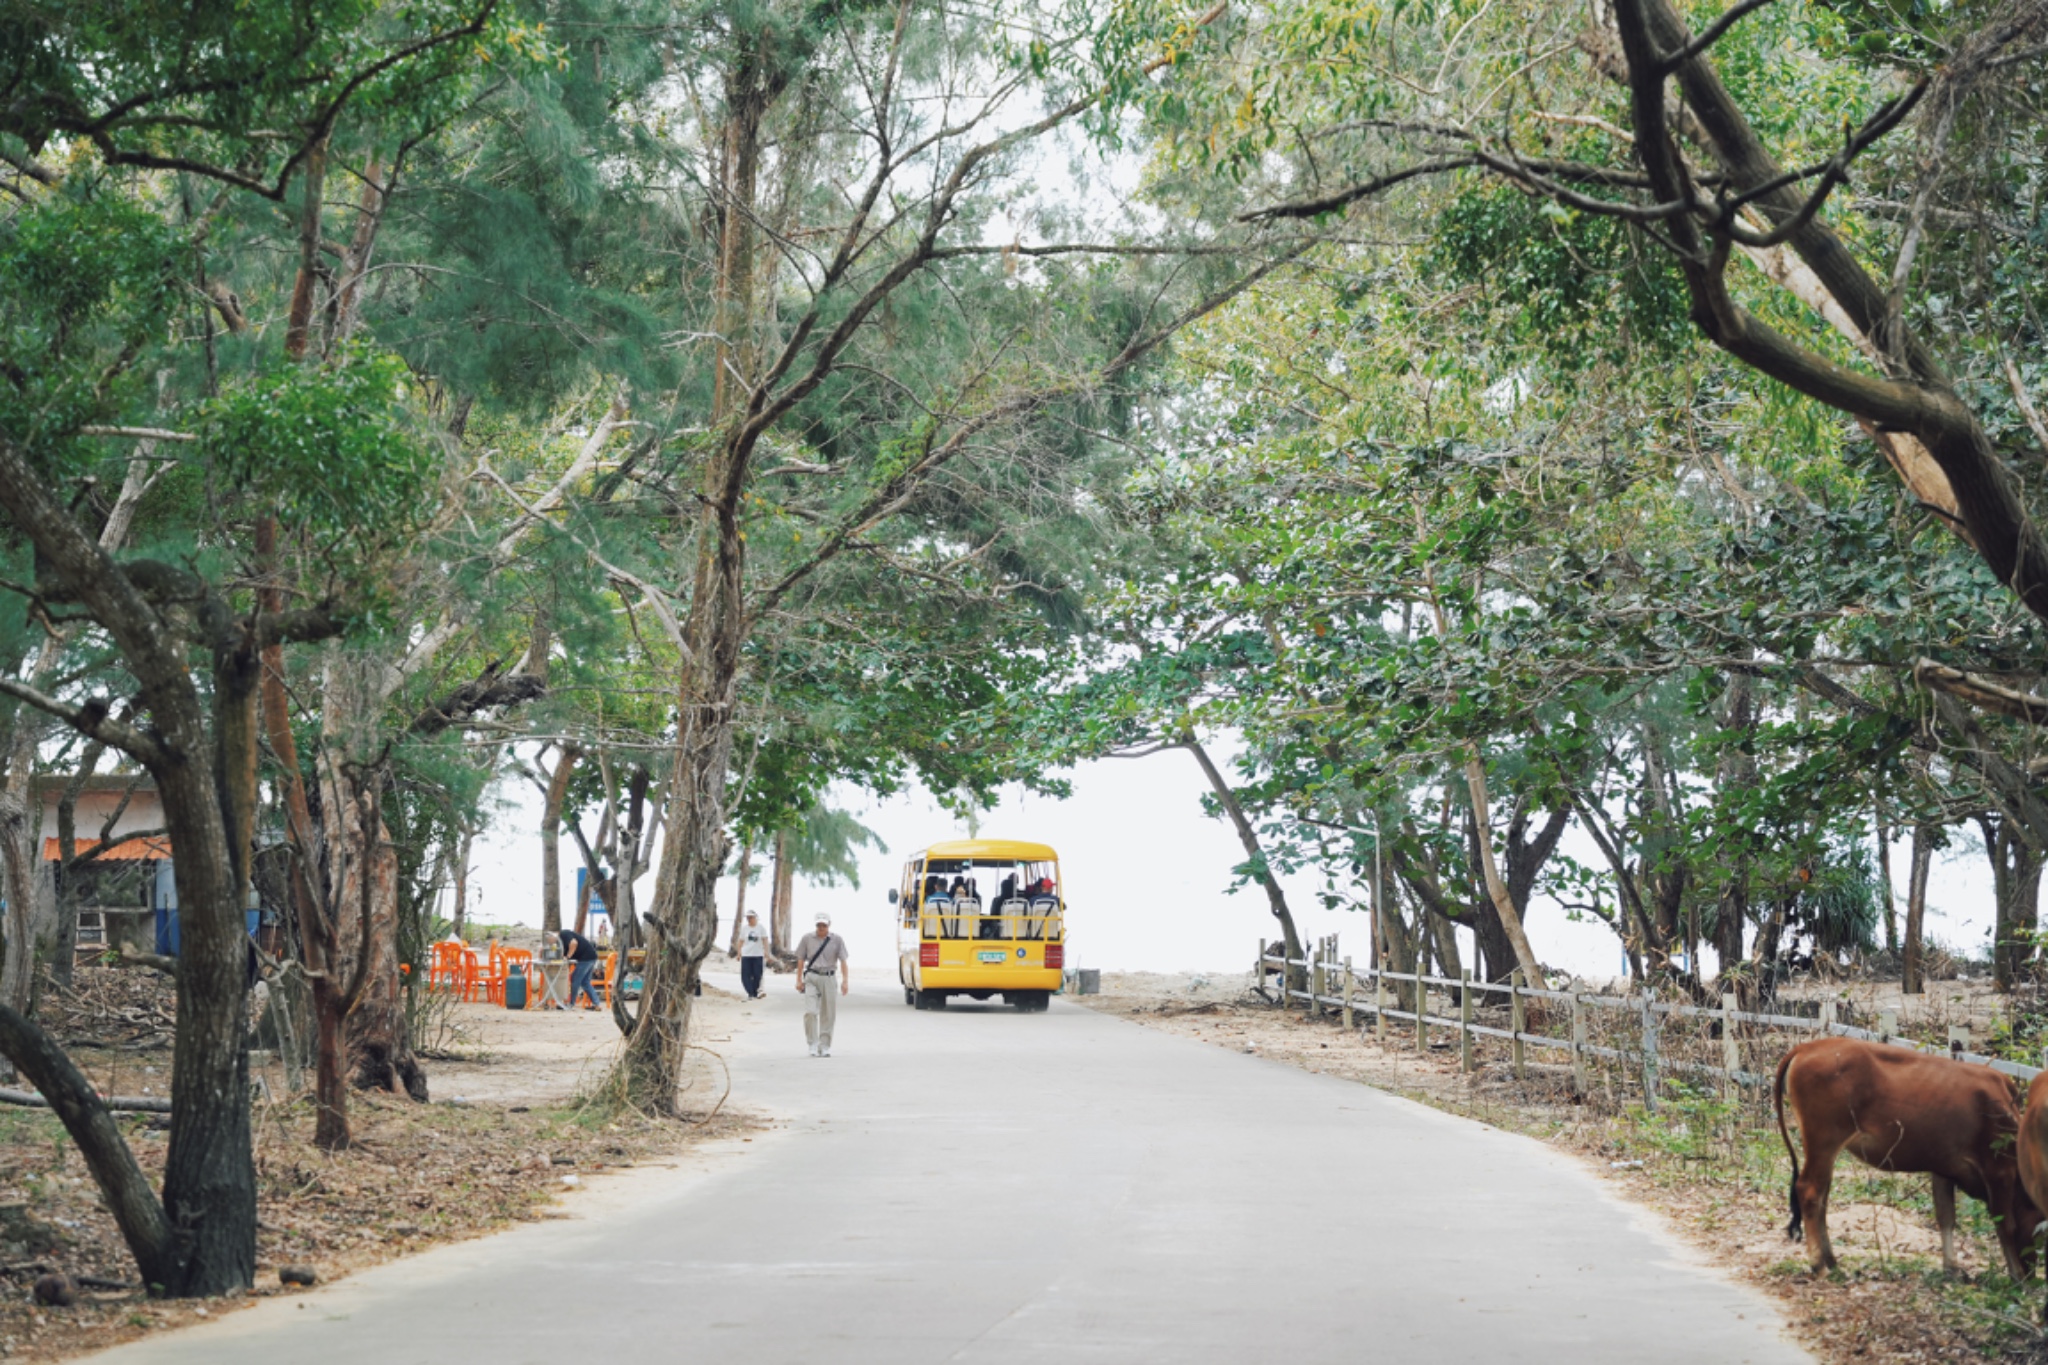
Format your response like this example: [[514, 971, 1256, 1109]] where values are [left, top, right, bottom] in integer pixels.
[[0, 0, 522, 1289], [590, 0, 1314, 1112]]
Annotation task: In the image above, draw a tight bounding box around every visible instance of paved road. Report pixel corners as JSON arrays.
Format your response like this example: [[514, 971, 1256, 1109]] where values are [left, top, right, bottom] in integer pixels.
[[94, 973, 1806, 1365]]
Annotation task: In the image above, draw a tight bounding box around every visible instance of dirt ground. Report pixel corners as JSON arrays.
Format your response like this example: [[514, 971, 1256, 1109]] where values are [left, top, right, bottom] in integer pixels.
[[1081, 970, 2048, 1365], [0, 969, 756, 1361]]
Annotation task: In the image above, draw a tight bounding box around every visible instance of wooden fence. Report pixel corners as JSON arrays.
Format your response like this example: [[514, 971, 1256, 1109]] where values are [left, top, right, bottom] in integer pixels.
[[1258, 936, 2041, 1112]]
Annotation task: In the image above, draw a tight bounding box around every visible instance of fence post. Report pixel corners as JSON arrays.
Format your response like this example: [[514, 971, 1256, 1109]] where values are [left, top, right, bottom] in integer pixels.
[[1819, 1000, 1836, 1033], [1459, 968, 1474, 1074], [1308, 947, 1321, 1019], [1879, 1008, 1898, 1044], [1948, 1023, 1969, 1058], [1721, 993, 1740, 1087], [1641, 988, 1659, 1113], [1416, 974, 1428, 1054], [1342, 956, 1354, 1031], [1257, 939, 1267, 1001], [1510, 969, 1526, 1081], [1374, 970, 1387, 1044], [1570, 993, 1587, 1094]]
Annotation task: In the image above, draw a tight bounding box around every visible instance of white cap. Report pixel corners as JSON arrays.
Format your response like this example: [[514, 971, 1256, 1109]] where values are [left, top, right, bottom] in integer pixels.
[[814, 913, 832, 926], [745, 909, 757, 917]]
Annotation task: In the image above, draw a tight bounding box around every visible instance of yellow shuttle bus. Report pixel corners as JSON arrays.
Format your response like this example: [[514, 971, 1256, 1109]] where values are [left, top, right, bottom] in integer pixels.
[[892, 839, 1064, 1011]]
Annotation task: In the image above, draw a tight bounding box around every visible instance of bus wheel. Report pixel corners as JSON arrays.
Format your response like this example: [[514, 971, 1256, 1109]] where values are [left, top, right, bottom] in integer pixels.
[[903, 985, 915, 1006]]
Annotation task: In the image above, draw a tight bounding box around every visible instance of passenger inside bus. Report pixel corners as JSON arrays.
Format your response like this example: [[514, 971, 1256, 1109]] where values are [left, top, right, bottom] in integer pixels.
[[905, 861, 1058, 940]]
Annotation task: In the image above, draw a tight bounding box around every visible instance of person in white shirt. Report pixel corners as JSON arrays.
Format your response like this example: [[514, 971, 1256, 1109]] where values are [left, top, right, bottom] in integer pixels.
[[738, 909, 768, 999]]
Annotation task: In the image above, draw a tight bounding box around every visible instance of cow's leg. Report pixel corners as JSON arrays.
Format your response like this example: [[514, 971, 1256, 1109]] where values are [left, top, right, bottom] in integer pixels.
[[1992, 1198, 2033, 1281], [1798, 1144, 1840, 1272], [1932, 1175, 1958, 1275]]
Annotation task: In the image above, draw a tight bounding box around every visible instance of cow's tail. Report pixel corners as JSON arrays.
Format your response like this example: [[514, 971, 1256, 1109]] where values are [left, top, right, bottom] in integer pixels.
[[1776, 1047, 1801, 1243]]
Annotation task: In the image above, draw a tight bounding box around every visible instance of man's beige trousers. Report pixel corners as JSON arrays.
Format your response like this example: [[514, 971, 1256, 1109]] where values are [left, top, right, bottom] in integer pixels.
[[804, 976, 837, 1050]]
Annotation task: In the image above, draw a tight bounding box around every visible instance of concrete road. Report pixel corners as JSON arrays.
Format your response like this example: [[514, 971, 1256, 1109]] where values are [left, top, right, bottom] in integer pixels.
[[94, 972, 1807, 1365]]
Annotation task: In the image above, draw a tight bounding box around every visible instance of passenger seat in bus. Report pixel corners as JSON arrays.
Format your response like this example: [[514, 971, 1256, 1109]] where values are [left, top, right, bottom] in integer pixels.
[[998, 897, 1029, 939], [923, 884, 956, 938], [1022, 896, 1057, 939]]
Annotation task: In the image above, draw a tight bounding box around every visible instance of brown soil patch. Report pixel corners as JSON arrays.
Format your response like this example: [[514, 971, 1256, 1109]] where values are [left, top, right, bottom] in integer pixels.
[[0, 969, 755, 1360], [1083, 970, 2046, 1365]]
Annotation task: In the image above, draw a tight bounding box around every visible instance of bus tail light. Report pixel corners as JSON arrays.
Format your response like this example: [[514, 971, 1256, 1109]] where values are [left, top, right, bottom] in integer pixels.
[[1046, 944, 1064, 969], [920, 943, 939, 967]]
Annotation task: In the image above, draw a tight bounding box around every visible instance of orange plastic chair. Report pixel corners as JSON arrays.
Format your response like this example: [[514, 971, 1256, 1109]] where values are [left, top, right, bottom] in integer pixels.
[[457, 946, 485, 1003], [472, 945, 515, 1005], [593, 951, 618, 1007], [427, 941, 468, 994]]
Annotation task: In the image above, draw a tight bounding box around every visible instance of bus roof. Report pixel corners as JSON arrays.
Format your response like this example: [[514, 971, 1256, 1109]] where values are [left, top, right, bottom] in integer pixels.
[[917, 839, 1059, 862]]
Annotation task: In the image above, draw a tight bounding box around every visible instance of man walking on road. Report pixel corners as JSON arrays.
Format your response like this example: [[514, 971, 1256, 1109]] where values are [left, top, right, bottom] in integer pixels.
[[795, 914, 849, 1057], [738, 909, 767, 999]]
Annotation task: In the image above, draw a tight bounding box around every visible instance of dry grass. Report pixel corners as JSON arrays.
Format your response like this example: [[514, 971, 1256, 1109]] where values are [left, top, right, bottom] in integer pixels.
[[1083, 970, 2048, 1365]]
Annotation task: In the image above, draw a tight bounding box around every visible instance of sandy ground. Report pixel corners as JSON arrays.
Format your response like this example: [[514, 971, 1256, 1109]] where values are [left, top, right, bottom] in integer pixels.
[[342, 976, 754, 1110]]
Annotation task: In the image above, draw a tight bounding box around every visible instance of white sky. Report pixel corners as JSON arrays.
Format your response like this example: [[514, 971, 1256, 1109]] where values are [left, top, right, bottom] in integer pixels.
[[457, 741, 2001, 982]]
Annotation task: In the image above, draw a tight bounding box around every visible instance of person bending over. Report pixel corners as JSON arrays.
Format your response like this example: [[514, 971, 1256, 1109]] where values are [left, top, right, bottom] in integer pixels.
[[558, 927, 602, 1010]]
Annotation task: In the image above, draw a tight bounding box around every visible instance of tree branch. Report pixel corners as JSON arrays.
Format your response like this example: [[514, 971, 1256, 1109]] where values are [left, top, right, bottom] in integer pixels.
[[0, 678, 164, 766]]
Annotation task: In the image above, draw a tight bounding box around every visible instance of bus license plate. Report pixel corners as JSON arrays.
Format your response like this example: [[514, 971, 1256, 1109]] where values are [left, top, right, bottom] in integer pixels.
[[977, 950, 1008, 963]]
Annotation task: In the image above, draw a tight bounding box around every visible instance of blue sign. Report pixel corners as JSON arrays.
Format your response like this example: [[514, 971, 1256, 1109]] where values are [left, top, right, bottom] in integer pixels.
[[576, 867, 610, 917]]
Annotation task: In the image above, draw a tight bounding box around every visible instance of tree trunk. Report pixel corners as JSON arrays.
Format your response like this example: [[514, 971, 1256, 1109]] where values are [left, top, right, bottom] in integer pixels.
[[1715, 874, 1749, 997], [1184, 736, 1303, 988], [258, 527, 362, 1151], [612, 56, 799, 1111], [727, 838, 753, 956], [0, 1003, 174, 1285], [0, 789, 40, 1015], [1424, 904, 1463, 986], [616, 650, 741, 1110], [0, 432, 272, 1295], [1465, 806, 1513, 984], [451, 827, 473, 938], [145, 644, 261, 1295], [539, 747, 579, 937], [1752, 897, 1791, 1002], [1378, 864, 1418, 1011], [607, 767, 653, 1038], [772, 830, 795, 952], [1713, 671, 1756, 990], [1980, 813, 2043, 992], [615, 426, 751, 1111], [1460, 756, 1549, 990], [310, 974, 348, 1144], [340, 799, 418, 1099], [1903, 824, 1932, 995], [314, 652, 424, 1104], [1874, 809, 1898, 954]]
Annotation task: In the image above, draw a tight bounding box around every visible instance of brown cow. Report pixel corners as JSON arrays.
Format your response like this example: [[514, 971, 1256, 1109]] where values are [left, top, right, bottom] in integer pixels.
[[2013, 1071, 2048, 1312], [1775, 1037, 2040, 1277]]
